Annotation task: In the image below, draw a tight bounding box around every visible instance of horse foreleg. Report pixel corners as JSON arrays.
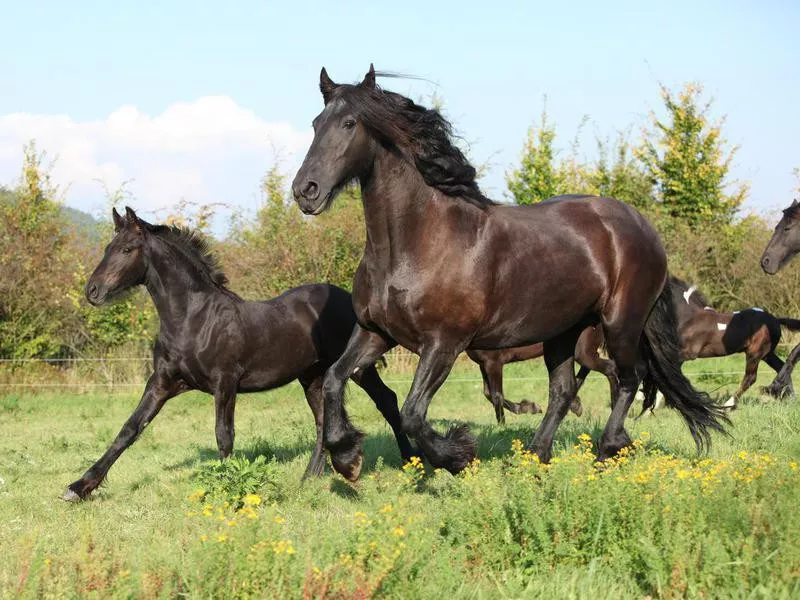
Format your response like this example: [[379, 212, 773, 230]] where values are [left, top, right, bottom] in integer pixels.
[[62, 371, 185, 501], [214, 383, 238, 459], [724, 352, 763, 410], [400, 343, 474, 474], [322, 325, 394, 481]]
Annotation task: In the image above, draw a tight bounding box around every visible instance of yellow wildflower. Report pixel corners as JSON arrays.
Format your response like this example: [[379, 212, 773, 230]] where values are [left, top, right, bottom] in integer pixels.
[[243, 494, 262, 506]]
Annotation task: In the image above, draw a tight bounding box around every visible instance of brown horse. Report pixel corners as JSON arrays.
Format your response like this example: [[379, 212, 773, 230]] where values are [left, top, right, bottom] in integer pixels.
[[669, 277, 796, 408], [466, 325, 615, 423], [291, 65, 726, 480], [759, 198, 800, 398]]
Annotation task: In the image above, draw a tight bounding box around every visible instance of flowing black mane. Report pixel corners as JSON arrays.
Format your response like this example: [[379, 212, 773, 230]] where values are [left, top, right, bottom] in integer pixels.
[[147, 223, 230, 288], [670, 276, 712, 308], [334, 81, 495, 208]]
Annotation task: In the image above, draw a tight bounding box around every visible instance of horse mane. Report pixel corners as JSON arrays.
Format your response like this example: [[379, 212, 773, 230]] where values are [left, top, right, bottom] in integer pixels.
[[147, 223, 231, 289], [670, 276, 712, 309], [782, 200, 800, 220], [334, 79, 495, 208]]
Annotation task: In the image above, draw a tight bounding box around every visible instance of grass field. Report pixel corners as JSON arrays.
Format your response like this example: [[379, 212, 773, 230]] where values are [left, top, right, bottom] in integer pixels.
[[2, 355, 800, 598]]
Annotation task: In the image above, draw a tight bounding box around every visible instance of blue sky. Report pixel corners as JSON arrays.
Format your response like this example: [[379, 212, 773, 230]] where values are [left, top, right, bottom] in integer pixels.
[[1, 0, 797, 232]]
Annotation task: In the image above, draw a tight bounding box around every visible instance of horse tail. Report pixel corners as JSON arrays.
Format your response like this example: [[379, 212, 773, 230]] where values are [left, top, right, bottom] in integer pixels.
[[777, 317, 800, 332], [639, 281, 730, 452]]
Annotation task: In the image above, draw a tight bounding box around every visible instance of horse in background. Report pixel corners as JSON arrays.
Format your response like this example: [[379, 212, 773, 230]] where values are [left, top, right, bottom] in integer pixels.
[[291, 65, 726, 480], [62, 207, 414, 501], [760, 198, 800, 398], [466, 325, 615, 423], [670, 277, 798, 408]]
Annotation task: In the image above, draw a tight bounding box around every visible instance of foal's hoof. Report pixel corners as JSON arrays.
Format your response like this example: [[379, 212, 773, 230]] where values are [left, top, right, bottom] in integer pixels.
[[518, 400, 542, 414], [332, 451, 363, 482], [569, 398, 584, 417], [61, 488, 83, 503]]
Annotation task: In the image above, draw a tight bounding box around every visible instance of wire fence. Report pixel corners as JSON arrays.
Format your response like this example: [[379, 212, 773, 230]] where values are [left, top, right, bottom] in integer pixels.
[[0, 349, 763, 393]]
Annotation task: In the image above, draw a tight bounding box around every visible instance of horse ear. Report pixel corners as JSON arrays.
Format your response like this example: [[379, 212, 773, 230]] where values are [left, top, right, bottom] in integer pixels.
[[124, 206, 143, 233], [361, 63, 376, 89], [792, 198, 798, 208], [112, 207, 124, 232], [320, 67, 337, 105]]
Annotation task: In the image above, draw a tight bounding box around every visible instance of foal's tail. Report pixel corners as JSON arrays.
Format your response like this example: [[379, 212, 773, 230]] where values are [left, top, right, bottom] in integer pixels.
[[778, 317, 800, 331], [640, 281, 730, 452]]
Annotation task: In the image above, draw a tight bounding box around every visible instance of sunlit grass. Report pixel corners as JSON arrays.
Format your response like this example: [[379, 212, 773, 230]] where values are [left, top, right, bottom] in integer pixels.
[[2, 355, 799, 597]]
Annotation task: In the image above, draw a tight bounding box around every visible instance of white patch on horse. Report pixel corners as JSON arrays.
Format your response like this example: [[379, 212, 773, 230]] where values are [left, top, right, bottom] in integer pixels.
[[717, 322, 727, 331], [683, 286, 696, 304], [722, 397, 736, 409], [751, 307, 764, 312]]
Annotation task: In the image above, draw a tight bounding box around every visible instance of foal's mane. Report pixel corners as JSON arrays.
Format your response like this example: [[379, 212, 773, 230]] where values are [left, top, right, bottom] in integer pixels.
[[670, 276, 712, 309], [147, 223, 231, 289], [782, 200, 800, 220], [334, 78, 496, 208]]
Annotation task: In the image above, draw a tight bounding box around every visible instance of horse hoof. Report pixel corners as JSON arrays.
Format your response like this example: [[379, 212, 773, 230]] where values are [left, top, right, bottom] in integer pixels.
[[518, 400, 542, 414], [61, 488, 83, 502], [722, 397, 737, 411], [332, 451, 363, 482], [569, 399, 583, 417]]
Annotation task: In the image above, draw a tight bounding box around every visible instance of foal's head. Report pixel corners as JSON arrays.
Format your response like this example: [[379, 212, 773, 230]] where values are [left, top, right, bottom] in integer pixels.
[[761, 199, 800, 275], [85, 207, 149, 305], [291, 64, 490, 215]]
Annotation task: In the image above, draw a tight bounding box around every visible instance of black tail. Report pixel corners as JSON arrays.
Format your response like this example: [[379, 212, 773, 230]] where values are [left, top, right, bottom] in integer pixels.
[[778, 317, 800, 331], [640, 282, 730, 452]]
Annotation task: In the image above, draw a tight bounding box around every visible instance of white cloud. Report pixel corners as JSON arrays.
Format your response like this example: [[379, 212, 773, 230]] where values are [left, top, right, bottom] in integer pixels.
[[0, 97, 313, 230]]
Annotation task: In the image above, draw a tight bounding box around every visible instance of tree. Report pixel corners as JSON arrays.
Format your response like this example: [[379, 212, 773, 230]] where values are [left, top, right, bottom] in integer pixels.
[[506, 107, 565, 205], [586, 133, 654, 210], [637, 83, 747, 227]]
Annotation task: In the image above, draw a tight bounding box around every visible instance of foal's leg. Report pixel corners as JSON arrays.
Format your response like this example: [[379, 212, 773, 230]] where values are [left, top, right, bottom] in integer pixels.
[[529, 329, 580, 463], [350, 365, 416, 462], [299, 372, 327, 478], [62, 371, 185, 501], [763, 344, 800, 399], [322, 325, 395, 481], [762, 351, 794, 398], [399, 343, 474, 473]]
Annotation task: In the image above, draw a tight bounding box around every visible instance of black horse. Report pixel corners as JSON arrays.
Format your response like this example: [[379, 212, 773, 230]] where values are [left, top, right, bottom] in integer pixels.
[[760, 199, 800, 398], [61, 207, 414, 501], [291, 65, 727, 480]]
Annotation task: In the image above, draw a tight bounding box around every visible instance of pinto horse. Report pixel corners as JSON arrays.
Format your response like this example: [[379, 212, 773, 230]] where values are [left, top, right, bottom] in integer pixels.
[[759, 199, 800, 398], [668, 277, 796, 408], [291, 65, 727, 480], [61, 207, 414, 501], [466, 325, 614, 423]]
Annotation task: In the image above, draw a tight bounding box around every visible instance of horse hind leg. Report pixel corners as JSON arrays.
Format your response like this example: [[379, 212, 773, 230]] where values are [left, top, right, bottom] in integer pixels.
[[529, 328, 581, 463], [299, 371, 328, 479], [351, 364, 417, 462], [597, 316, 647, 460], [763, 345, 799, 400]]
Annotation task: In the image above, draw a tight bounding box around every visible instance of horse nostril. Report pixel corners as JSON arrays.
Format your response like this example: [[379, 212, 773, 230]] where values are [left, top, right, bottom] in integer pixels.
[[762, 257, 771, 267], [87, 283, 99, 299], [302, 180, 320, 200]]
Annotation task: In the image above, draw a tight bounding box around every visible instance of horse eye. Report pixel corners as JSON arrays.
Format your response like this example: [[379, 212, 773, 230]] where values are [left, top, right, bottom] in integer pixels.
[[343, 119, 356, 129], [122, 247, 132, 254]]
